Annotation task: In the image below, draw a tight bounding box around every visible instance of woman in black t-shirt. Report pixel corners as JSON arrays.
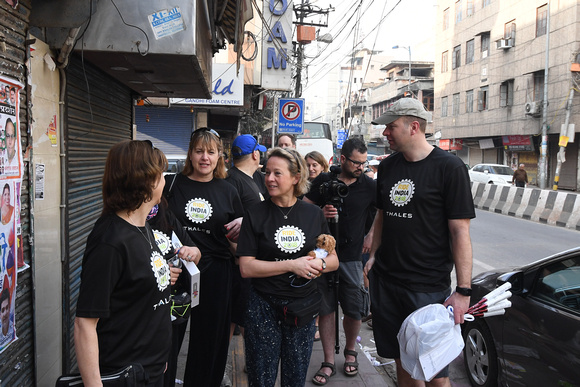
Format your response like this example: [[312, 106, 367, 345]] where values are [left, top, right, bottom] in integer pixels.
[[75, 140, 172, 386], [237, 148, 339, 387], [165, 128, 243, 387]]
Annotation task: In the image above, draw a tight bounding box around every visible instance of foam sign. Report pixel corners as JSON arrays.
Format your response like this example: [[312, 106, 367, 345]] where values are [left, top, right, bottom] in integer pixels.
[[261, 0, 293, 91]]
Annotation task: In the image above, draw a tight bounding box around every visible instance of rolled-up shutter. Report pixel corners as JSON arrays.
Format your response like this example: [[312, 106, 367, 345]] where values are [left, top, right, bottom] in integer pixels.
[[63, 54, 133, 371], [135, 106, 193, 156]]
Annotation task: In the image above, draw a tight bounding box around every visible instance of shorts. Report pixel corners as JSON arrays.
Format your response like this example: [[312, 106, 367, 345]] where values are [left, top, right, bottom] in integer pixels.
[[369, 271, 451, 378], [318, 261, 369, 320]]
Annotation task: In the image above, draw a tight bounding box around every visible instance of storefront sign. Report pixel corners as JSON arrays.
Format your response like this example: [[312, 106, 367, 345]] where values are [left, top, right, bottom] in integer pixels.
[[439, 139, 463, 151], [171, 64, 244, 106], [502, 135, 534, 151], [261, 0, 293, 90]]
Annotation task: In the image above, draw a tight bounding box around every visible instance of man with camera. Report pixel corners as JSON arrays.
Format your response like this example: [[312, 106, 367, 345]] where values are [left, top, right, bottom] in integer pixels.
[[304, 138, 376, 385]]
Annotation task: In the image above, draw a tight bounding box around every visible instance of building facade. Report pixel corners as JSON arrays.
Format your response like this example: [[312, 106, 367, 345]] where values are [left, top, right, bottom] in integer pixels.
[[435, 0, 580, 190]]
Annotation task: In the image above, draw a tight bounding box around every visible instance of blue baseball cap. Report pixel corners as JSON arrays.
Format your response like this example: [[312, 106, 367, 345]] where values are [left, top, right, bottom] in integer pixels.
[[231, 134, 267, 156]]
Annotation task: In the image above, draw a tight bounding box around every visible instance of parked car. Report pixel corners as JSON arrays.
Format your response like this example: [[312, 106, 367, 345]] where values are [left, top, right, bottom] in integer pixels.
[[468, 164, 513, 185], [164, 154, 187, 175], [462, 247, 580, 387]]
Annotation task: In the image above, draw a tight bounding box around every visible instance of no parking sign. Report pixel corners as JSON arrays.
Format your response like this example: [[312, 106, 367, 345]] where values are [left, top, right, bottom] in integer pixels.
[[278, 98, 304, 134]]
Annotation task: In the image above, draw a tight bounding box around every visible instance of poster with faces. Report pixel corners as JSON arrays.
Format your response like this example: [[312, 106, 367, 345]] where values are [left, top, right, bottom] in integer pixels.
[[0, 76, 23, 353]]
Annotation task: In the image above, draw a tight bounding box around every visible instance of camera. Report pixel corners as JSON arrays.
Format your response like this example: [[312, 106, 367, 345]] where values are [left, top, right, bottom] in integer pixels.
[[319, 165, 349, 207]]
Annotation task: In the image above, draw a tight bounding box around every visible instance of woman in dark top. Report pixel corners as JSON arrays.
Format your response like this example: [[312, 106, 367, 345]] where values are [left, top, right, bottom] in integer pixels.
[[75, 140, 171, 386], [237, 148, 339, 387], [164, 128, 243, 387]]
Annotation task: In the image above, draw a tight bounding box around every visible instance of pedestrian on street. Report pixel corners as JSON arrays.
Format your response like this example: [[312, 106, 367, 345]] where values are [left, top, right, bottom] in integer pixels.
[[277, 133, 296, 149], [304, 138, 376, 385], [147, 197, 201, 387], [75, 140, 172, 386], [237, 148, 338, 387], [225, 134, 268, 339], [365, 98, 476, 387], [164, 128, 244, 387], [512, 163, 528, 187]]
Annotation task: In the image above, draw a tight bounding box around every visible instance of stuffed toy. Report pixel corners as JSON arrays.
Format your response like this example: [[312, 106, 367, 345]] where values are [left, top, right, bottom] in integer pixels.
[[308, 234, 336, 260]]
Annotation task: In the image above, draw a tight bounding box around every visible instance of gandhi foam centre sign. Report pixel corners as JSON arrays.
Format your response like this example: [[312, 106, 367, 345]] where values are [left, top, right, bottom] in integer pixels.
[[171, 63, 244, 106]]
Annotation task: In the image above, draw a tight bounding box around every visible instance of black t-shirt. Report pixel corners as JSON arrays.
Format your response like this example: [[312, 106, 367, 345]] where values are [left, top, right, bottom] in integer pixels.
[[164, 174, 244, 271], [306, 172, 376, 261], [226, 166, 268, 210], [374, 147, 475, 292], [76, 214, 172, 380], [236, 199, 330, 299], [148, 206, 195, 259]]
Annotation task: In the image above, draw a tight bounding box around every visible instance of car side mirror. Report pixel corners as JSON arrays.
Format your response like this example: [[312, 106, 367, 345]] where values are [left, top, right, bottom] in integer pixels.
[[497, 271, 524, 294], [484, 170, 489, 174]]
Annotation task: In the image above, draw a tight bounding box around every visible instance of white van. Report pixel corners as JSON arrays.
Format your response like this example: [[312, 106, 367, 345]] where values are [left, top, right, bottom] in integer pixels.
[[295, 122, 334, 166]]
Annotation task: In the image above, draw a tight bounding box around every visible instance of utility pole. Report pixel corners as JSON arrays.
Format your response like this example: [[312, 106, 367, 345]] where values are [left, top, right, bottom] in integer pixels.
[[539, 0, 550, 189], [293, 1, 333, 98]]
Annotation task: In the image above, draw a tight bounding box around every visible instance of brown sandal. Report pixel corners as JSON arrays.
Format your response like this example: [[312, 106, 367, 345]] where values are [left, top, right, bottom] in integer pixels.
[[343, 349, 359, 377], [312, 362, 336, 386]]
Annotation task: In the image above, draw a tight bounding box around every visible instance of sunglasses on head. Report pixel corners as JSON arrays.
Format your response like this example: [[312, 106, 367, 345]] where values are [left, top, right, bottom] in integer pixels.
[[191, 127, 220, 140]]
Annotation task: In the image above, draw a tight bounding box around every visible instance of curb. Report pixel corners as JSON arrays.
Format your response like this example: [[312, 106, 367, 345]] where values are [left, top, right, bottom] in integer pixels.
[[471, 182, 580, 231]]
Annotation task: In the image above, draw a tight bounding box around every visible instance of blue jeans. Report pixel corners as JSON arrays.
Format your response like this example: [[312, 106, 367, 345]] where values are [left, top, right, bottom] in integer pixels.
[[244, 289, 316, 387]]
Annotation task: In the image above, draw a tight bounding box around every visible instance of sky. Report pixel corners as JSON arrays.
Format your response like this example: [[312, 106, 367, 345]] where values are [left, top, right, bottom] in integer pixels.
[[299, 0, 438, 98]]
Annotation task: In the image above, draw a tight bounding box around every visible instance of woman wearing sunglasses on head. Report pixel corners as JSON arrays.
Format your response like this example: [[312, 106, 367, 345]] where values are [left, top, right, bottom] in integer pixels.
[[74, 140, 172, 386], [237, 148, 339, 387], [164, 128, 244, 387]]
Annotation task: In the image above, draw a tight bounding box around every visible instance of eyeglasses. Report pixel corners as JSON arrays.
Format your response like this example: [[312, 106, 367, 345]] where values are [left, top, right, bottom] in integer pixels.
[[345, 156, 368, 168], [192, 127, 220, 139]]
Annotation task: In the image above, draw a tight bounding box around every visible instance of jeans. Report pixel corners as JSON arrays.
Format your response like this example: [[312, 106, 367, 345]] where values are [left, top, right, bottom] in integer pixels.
[[244, 289, 316, 387]]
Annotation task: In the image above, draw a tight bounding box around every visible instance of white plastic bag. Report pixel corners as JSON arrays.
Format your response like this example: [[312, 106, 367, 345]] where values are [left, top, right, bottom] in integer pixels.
[[397, 304, 464, 381]]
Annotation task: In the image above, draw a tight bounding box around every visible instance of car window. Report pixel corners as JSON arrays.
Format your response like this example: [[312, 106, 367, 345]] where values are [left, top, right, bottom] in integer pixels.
[[491, 166, 513, 175], [533, 256, 580, 312], [473, 165, 483, 172]]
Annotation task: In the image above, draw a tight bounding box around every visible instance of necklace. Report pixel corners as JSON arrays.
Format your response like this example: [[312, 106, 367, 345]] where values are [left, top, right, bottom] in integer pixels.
[[127, 212, 153, 249], [275, 201, 296, 219]]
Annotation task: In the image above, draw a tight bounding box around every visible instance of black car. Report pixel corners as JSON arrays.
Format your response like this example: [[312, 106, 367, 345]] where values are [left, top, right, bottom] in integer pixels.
[[463, 247, 580, 386]]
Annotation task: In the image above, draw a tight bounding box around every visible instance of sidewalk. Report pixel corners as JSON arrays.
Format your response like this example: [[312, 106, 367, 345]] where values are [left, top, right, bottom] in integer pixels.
[[175, 313, 472, 386]]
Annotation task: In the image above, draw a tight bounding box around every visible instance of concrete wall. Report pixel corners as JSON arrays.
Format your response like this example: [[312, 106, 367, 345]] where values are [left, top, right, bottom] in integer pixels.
[[30, 36, 63, 386], [471, 181, 580, 230]]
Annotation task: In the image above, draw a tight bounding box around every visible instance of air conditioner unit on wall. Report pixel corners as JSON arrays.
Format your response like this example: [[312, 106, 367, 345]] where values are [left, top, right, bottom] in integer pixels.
[[496, 38, 512, 49], [525, 101, 542, 116]]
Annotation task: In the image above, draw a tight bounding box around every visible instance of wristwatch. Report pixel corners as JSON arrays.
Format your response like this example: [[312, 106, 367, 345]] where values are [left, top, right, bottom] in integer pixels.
[[455, 286, 472, 296], [319, 258, 326, 271]]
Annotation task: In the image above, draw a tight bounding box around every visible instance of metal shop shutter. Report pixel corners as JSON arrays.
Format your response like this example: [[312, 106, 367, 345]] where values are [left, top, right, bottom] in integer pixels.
[[135, 106, 193, 156], [550, 135, 578, 191], [63, 54, 133, 372], [0, 1, 35, 385]]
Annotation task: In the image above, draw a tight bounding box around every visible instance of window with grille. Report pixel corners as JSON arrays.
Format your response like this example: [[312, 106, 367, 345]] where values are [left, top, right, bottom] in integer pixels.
[[466, 90, 474, 113], [536, 4, 547, 37], [466, 39, 474, 64], [452, 45, 461, 69]]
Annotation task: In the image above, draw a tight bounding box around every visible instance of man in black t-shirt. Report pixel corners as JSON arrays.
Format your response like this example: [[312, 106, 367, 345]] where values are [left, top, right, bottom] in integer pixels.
[[226, 134, 268, 346], [305, 138, 376, 383], [227, 134, 268, 210], [366, 98, 475, 386]]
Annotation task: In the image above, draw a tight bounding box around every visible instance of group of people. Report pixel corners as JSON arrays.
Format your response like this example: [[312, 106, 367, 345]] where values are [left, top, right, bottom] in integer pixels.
[[74, 97, 475, 387]]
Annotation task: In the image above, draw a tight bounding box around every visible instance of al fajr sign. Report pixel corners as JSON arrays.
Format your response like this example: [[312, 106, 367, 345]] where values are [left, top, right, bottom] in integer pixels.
[[261, 0, 293, 91]]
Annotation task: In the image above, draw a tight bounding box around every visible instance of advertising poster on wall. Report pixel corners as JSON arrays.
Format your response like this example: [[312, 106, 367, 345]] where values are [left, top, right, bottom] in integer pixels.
[[0, 76, 23, 353]]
